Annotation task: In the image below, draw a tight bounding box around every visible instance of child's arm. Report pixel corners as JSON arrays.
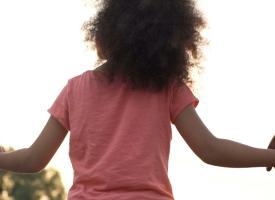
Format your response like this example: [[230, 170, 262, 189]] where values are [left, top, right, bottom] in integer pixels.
[[175, 104, 275, 168], [0, 115, 68, 173]]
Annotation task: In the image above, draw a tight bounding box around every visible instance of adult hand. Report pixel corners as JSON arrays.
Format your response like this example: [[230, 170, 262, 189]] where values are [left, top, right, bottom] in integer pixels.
[[266, 135, 275, 171], [0, 146, 5, 152]]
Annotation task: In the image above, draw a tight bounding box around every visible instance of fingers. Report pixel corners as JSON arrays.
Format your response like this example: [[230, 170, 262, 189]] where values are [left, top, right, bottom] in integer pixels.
[[266, 167, 272, 172], [268, 135, 275, 149], [266, 135, 275, 172]]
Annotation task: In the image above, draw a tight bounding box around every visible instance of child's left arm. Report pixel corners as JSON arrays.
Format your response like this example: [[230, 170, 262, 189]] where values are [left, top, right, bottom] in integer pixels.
[[0, 115, 68, 173]]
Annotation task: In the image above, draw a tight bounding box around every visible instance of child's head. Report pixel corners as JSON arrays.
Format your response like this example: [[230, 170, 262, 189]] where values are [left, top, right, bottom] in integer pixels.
[[83, 0, 206, 91]]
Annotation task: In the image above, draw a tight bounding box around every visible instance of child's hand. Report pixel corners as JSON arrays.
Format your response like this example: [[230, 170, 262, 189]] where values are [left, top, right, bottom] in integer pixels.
[[266, 135, 275, 171]]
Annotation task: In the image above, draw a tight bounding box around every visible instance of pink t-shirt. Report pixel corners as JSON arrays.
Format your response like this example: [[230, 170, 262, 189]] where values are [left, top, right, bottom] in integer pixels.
[[48, 70, 198, 200]]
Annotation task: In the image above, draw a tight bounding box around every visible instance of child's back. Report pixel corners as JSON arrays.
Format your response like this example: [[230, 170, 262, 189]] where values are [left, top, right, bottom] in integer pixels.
[[1, 1, 275, 200], [48, 69, 198, 199]]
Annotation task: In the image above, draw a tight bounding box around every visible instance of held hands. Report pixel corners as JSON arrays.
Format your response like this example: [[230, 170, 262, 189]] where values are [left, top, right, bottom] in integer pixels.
[[267, 135, 275, 171], [0, 146, 5, 152]]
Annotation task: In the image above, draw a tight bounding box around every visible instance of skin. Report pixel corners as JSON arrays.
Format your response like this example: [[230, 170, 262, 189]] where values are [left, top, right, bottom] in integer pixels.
[[0, 104, 274, 173], [95, 37, 107, 60], [175, 105, 275, 169], [267, 135, 275, 171], [0, 116, 68, 173]]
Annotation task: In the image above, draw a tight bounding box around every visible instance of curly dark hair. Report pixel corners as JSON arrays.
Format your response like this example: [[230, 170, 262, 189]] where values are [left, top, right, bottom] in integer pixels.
[[82, 0, 206, 92]]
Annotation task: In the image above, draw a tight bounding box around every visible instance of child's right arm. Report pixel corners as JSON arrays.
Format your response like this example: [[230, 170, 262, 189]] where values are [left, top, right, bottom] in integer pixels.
[[0, 115, 68, 173], [175, 104, 275, 169], [0, 147, 34, 173]]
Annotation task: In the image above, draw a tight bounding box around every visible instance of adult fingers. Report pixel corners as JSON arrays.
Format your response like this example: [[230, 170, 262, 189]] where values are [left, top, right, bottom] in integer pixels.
[[0, 146, 5, 152], [268, 135, 275, 149], [266, 166, 272, 172]]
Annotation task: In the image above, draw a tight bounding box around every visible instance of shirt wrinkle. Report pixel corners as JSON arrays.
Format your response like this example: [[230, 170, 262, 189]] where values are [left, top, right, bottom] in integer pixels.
[[47, 70, 199, 200]]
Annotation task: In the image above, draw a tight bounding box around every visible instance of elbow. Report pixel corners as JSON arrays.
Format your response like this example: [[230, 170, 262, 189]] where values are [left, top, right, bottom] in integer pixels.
[[24, 162, 45, 173], [27, 163, 45, 173], [27, 156, 48, 173], [201, 153, 218, 166], [23, 149, 46, 173], [199, 138, 220, 166]]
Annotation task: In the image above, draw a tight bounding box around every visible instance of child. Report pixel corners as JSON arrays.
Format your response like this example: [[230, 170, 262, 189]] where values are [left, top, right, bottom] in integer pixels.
[[1, 0, 275, 199]]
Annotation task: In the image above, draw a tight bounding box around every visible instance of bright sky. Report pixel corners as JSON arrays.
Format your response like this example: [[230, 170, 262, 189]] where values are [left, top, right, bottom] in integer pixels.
[[0, 0, 275, 199]]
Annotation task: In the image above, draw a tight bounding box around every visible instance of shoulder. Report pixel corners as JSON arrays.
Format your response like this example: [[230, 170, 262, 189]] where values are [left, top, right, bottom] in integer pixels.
[[62, 70, 93, 96], [69, 70, 92, 83], [66, 70, 93, 88]]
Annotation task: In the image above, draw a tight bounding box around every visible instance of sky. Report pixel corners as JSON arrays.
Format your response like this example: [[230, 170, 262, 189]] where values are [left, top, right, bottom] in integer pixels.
[[0, 0, 275, 199]]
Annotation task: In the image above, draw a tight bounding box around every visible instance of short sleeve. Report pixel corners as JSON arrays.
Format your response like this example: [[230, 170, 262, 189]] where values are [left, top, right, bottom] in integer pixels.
[[170, 83, 199, 124], [47, 82, 70, 131]]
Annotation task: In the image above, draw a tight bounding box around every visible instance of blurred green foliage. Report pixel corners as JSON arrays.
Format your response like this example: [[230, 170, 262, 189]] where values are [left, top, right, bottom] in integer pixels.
[[0, 147, 66, 200], [0, 168, 66, 200]]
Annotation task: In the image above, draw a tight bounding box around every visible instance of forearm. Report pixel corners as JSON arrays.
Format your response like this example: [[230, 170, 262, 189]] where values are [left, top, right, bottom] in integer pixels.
[[0, 148, 37, 173], [207, 138, 275, 168]]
